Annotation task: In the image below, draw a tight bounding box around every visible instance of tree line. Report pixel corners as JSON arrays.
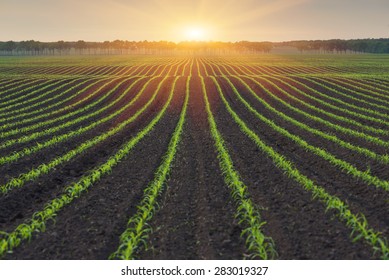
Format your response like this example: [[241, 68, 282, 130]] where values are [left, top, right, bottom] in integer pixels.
[[0, 40, 272, 56], [277, 38, 389, 54], [0, 38, 388, 56]]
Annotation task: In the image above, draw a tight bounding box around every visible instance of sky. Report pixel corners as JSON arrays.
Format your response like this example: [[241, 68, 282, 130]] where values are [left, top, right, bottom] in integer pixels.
[[0, 0, 388, 42]]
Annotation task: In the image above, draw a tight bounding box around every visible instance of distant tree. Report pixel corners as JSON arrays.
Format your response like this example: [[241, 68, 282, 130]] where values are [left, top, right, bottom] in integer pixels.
[[75, 40, 86, 54]]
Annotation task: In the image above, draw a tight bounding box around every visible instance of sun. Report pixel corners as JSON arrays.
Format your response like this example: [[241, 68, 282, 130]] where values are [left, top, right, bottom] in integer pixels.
[[172, 22, 215, 42], [184, 27, 207, 41]]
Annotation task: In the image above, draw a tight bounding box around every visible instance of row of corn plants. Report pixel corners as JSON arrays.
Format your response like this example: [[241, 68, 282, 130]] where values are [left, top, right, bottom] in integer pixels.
[[0, 78, 92, 120], [0, 79, 43, 100], [60, 65, 116, 77], [122, 63, 150, 77], [364, 77, 389, 90], [115, 63, 146, 76], [0, 79, 66, 113], [210, 74, 389, 260], [0, 75, 180, 258], [219, 74, 389, 191], [246, 75, 389, 154], [153, 59, 182, 77], [209, 61, 389, 143], [88, 65, 118, 77], [123, 64, 154, 77], [9, 65, 79, 76], [1, 56, 193, 156], [0, 79, 25, 90], [0, 59, 185, 137], [265, 76, 389, 139], [102, 65, 126, 77], [0, 75, 173, 194], [203, 61, 389, 160], [327, 77, 389, 98], [1, 66, 61, 76], [0, 77, 103, 129], [137, 59, 171, 77], [221, 75, 389, 164], [0, 77, 126, 142], [110, 75, 189, 260], [314, 77, 389, 105], [290, 77, 389, 125], [66, 65, 114, 76], [197, 67, 277, 259], [0, 76, 153, 165]]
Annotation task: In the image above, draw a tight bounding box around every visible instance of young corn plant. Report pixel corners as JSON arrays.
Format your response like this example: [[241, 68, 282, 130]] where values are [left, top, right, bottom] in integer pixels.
[[283, 76, 389, 128], [0, 77, 124, 140], [0, 76, 149, 165], [0, 79, 68, 115], [200, 73, 277, 260], [210, 75, 389, 260], [258, 76, 389, 140], [0, 75, 180, 258], [222, 75, 389, 191], [110, 75, 188, 260], [0, 77, 101, 130], [213, 74, 389, 165], [0, 75, 171, 194], [310, 77, 389, 112]]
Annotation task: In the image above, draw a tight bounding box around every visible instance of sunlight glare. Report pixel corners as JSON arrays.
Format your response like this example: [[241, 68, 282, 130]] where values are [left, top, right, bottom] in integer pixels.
[[184, 27, 207, 41]]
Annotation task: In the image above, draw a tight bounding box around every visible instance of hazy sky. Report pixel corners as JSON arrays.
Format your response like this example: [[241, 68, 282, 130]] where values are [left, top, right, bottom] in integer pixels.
[[1, 0, 388, 42]]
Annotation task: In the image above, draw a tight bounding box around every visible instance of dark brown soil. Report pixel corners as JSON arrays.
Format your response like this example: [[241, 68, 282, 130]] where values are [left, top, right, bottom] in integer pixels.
[[207, 77, 376, 259], [1, 57, 388, 260], [140, 75, 247, 260]]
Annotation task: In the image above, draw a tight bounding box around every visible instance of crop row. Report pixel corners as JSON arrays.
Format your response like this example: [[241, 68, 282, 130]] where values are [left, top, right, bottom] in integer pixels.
[[0, 77, 124, 142], [205, 70, 389, 259], [205, 61, 389, 150], [0, 75, 181, 258], [0, 78, 101, 129], [203, 59, 389, 190], [0, 60, 189, 158], [0, 76, 150, 165], [221, 61, 389, 140], [0, 74, 171, 194], [110, 75, 186, 259]]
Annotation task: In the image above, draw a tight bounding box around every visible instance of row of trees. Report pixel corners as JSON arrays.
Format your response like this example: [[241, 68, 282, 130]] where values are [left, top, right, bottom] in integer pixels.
[[278, 38, 389, 54], [1, 39, 388, 56], [0, 40, 273, 56]]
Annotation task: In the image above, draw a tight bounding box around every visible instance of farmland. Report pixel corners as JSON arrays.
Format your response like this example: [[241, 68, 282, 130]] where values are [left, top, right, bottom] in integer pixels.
[[0, 54, 389, 260]]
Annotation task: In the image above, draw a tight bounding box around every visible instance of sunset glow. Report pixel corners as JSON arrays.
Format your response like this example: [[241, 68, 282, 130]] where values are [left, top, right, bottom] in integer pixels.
[[184, 27, 206, 41], [0, 1, 388, 42]]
